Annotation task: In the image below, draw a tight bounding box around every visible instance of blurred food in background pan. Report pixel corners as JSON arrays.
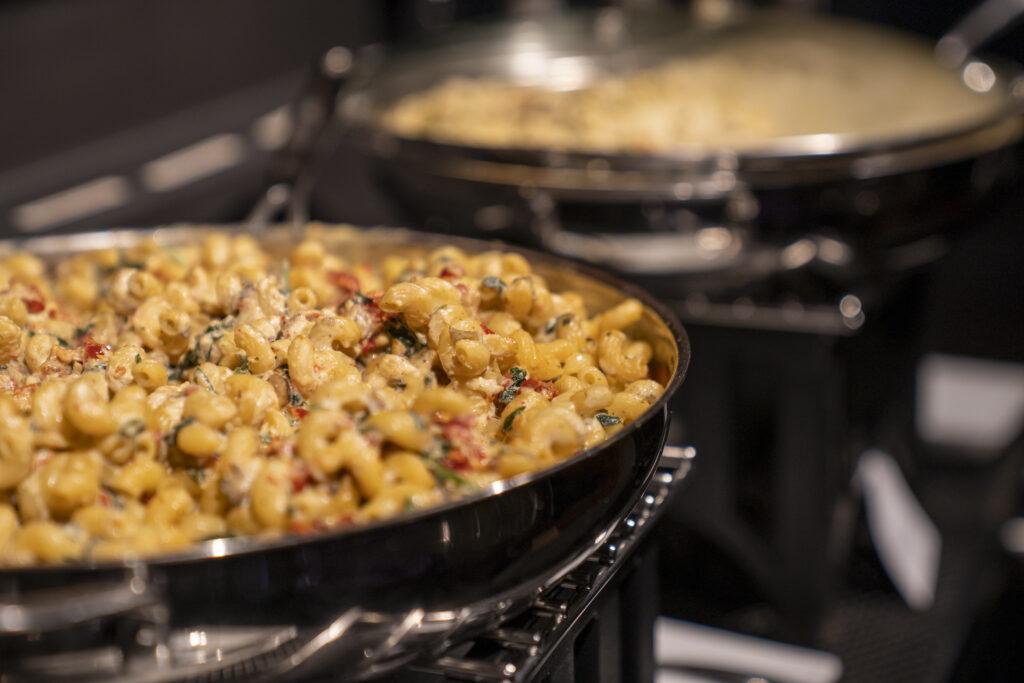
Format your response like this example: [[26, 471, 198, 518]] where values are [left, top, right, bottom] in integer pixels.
[[341, 3, 1023, 269], [381, 13, 1007, 154]]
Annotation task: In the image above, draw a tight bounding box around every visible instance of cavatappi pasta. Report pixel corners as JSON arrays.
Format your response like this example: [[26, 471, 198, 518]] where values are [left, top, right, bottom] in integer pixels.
[[0, 231, 665, 565]]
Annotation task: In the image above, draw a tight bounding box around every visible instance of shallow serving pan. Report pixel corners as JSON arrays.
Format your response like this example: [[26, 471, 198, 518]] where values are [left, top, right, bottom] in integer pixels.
[[340, 5, 1024, 274], [0, 224, 689, 679]]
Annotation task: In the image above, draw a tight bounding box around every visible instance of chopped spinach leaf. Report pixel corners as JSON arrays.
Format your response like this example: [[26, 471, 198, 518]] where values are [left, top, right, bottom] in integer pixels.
[[384, 319, 421, 354], [234, 353, 250, 374], [427, 460, 469, 486], [118, 419, 146, 439], [195, 367, 215, 391], [423, 436, 452, 462], [595, 412, 622, 427], [120, 260, 145, 270], [179, 345, 200, 371], [501, 406, 526, 433], [165, 417, 197, 449], [498, 367, 527, 404], [185, 467, 207, 485], [204, 321, 230, 335], [481, 276, 507, 292], [543, 313, 574, 335]]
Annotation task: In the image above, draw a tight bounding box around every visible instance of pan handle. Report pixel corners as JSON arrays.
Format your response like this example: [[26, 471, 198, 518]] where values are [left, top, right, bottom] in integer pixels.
[[528, 186, 866, 282], [528, 188, 751, 275], [246, 46, 354, 231], [0, 564, 161, 636], [936, 0, 1024, 68]]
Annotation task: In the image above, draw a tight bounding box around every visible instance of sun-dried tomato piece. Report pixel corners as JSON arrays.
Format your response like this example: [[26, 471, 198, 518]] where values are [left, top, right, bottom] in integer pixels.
[[444, 450, 471, 471], [523, 377, 558, 400], [328, 271, 360, 292], [439, 415, 486, 466], [288, 520, 314, 535], [23, 299, 44, 313], [84, 341, 109, 359], [291, 463, 311, 493]]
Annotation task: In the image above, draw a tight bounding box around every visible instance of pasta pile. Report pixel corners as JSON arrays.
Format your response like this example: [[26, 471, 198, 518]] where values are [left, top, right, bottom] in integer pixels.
[[0, 230, 664, 565]]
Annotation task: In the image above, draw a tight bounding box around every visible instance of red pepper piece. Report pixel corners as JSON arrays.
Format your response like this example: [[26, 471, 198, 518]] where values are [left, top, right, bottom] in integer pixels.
[[84, 341, 109, 359], [439, 265, 464, 279], [523, 377, 558, 400], [328, 271, 360, 292]]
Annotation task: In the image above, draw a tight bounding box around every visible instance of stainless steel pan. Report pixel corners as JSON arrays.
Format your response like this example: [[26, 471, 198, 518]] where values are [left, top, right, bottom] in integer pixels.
[[0, 223, 689, 680], [339, 4, 1024, 277]]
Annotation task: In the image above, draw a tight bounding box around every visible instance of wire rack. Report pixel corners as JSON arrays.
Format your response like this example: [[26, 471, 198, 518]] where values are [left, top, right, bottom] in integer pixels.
[[1, 447, 693, 683]]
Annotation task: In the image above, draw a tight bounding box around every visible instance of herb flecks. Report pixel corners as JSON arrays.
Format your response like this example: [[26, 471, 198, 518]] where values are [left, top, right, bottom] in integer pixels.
[[185, 467, 207, 485], [427, 459, 469, 486], [502, 406, 525, 433], [481, 276, 507, 292], [195, 367, 215, 392], [384, 319, 422, 355], [118, 419, 146, 439], [168, 342, 201, 381], [543, 313, 573, 335], [165, 417, 197, 450], [180, 346, 200, 371], [596, 411, 622, 427], [498, 367, 527, 404]]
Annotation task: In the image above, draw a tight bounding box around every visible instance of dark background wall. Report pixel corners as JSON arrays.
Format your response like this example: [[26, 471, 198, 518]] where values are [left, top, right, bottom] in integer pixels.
[[0, 0, 385, 175]]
